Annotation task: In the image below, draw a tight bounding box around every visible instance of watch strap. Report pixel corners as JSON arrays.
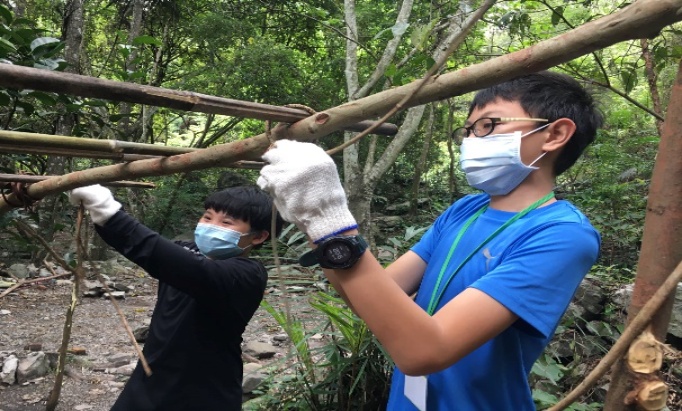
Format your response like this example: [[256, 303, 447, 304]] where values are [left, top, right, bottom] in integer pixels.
[[299, 248, 319, 267], [299, 235, 368, 268]]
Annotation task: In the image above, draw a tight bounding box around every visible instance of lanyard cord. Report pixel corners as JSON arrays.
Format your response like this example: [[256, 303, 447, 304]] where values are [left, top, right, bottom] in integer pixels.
[[426, 192, 555, 315]]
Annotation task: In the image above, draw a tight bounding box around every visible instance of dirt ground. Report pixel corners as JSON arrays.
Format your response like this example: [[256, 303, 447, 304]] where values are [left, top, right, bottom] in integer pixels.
[[0, 261, 317, 411]]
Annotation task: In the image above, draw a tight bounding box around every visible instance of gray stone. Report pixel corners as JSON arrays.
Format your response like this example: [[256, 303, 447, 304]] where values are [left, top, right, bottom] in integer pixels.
[[612, 283, 682, 340], [572, 279, 605, 321], [1, 354, 18, 384], [8, 264, 29, 279], [106, 353, 133, 365], [243, 341, 276, 360], [374, 216, 403, 229], [16, 352, 49, 384], [103, 291, 126, 299], [242, 363, 266, 393]]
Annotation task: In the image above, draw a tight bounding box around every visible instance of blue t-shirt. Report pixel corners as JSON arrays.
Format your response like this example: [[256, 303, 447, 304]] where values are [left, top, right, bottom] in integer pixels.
[[387, 194, 600, 410]]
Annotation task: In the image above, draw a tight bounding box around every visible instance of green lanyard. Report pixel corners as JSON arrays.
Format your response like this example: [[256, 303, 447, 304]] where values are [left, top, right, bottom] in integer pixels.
[[426, 192, 555, 315]]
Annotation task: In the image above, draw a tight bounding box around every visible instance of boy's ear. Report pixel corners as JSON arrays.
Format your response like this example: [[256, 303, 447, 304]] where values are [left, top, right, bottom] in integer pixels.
[[250, 230, 270, 246], [542, 118, 576, 152]]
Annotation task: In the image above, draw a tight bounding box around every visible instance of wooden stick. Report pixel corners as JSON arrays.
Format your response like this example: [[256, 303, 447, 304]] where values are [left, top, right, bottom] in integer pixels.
[[46, 206, 86, 411], [0, 66, 398, 136], [548, 259, 682, 411], [0, 272, 73, 298]]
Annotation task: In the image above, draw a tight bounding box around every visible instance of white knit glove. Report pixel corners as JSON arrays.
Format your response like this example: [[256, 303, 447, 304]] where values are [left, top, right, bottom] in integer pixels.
[[68, 184, 122, 226], [257, 140, 357, 243]]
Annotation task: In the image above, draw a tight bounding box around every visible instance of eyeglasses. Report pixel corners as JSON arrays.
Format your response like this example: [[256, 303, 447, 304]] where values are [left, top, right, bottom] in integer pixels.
[[452, 117, 549, 144]]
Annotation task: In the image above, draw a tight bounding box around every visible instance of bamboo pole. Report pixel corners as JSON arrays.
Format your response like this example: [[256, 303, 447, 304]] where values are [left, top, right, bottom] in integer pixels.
[[0, 174, 155, 188], [0, 69, 398, 136], [0, 131, 265, 168], [0, 0, 680, 215], [0, 129, 196, 156], [0, 144, 159, 161]]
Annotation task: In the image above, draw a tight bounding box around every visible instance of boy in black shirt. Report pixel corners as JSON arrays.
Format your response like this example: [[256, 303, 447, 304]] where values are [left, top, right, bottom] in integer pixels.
[[68, 184, 282, 411]]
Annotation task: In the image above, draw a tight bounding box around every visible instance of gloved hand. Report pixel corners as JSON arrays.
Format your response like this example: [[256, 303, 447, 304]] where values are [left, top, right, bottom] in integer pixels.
[[68, 184, 122, 226], [257, 140, 357, 243]]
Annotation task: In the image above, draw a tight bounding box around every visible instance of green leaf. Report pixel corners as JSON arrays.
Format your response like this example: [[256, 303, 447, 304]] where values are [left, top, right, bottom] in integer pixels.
[[0, 4, 12, 25], [15, 100, 34, 115], [620, 68, 637, 93], [0, 90, 10, 106], [26, 91, 56, 105], [132, 35, 162, 47], [30, 36, 60, 52], [0, 37, 17, 52], [551, 6, 564, 26], [531, 356, 565, 383], [532, 389, 558, 406], [34, 58, 65, 71]]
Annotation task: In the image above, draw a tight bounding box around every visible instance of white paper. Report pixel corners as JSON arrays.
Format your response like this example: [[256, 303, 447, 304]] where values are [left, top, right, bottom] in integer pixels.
[[404, 375, 427, 411]]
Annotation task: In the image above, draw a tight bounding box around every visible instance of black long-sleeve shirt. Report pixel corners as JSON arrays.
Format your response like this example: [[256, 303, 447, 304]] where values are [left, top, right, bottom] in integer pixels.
[[96, 211, 267, 411]]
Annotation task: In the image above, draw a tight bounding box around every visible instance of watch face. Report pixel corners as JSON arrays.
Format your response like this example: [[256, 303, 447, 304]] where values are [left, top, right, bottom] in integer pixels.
[[324, 241, 353, 264]]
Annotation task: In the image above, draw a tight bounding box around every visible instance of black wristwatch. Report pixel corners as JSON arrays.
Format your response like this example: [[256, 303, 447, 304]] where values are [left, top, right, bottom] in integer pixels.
[[299, 235, 368, 269]]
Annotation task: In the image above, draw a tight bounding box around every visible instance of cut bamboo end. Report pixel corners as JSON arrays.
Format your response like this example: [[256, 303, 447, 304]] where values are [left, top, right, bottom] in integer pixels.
[[636, 381, 668, 410], [627, 330, 663, 373]]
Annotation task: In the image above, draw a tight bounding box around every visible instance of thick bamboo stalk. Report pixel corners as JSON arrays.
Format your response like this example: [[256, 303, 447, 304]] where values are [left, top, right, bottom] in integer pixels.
[[0, 174, 155, 188], [0, 0, 680, 214], [0, 69, 398, 136]]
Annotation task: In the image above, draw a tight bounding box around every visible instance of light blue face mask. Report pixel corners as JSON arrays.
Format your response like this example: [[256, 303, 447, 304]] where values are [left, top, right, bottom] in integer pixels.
[[194, 223, 252, 259]]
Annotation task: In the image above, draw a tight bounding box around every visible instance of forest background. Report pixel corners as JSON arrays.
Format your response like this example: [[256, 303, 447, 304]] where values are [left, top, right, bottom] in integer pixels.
[[0, 0, 679, 410]]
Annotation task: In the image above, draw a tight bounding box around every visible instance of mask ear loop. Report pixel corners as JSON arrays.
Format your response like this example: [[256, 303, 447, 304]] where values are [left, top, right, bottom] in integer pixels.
[[521, 122, 552, 168]]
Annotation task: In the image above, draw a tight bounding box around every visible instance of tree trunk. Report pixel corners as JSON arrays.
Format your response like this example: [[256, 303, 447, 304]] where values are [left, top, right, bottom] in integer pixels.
[[640, 38, 665, 136], [603, 58, 682, 411], [445, 99, 460, 203], [343, 0, 489, 231], [410, 104, 435, 216], [34, 0, 84, 262], [118, 0, 144, 143]]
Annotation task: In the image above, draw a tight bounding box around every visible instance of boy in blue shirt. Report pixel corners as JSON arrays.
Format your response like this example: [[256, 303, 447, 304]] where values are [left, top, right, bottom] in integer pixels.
[[257, 71, 602, 410]]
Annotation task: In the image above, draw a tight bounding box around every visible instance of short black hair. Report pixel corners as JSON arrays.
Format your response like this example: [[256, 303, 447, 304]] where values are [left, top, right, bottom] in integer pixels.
[[204, 185, 283, 238], [468, 71, 603, 175]]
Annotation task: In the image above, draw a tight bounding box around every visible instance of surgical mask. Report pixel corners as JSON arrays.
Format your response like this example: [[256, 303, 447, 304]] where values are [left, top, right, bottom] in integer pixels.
[[194, 223, 251, 259], [459, 124, 549, 196]]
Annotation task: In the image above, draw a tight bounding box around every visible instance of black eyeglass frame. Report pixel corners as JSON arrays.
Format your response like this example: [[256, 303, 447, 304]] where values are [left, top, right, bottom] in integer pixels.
[[452, 117, 549, 145]]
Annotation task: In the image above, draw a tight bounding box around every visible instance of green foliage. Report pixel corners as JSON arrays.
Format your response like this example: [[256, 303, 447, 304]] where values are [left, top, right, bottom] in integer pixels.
[[256, 293, 392, 410]]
